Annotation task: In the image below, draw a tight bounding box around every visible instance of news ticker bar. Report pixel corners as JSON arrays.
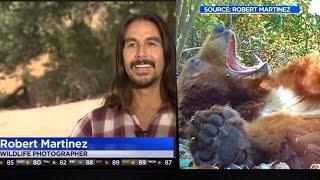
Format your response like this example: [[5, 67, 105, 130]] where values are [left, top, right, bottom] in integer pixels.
[[0, 150, 174, 158], [0, 159, 174, 167]]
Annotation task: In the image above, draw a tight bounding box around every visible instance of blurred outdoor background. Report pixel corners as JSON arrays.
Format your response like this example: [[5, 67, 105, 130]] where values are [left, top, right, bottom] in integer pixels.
[[0, 1, 176, 136]]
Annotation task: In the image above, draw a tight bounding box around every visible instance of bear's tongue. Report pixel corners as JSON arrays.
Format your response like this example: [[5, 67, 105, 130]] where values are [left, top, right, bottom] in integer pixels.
[[226, 35, 267, 74]]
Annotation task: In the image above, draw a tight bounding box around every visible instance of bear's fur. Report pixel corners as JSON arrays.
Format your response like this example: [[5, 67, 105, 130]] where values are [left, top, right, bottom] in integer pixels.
[[178, 25, 320, 169]]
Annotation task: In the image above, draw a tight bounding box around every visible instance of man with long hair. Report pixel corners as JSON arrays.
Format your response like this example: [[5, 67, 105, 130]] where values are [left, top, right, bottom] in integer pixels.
[[70, 11, 176, 137]]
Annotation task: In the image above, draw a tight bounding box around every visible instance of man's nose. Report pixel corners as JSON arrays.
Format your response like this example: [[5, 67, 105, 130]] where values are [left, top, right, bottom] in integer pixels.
[[135, 45, 147, 59]]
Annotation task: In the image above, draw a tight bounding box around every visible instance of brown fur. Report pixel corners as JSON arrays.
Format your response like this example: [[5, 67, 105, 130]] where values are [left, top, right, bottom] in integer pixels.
[[245, 54, 320, 168], [178, 28, 269, 138], [276, 53, 320, 102], [178, 25, 320, 168]]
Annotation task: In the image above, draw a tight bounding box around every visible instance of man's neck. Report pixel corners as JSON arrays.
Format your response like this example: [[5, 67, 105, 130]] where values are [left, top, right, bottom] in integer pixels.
[[131, 82, 163, 110], [130, 82, 163, 130]]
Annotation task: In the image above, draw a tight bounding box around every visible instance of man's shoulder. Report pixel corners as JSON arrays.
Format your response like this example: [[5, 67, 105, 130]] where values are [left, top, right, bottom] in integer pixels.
[[160, 103, 176, 115], [91, 106, 111, 114], [90, 106, 118, 121], [81, 106, 119, 122]]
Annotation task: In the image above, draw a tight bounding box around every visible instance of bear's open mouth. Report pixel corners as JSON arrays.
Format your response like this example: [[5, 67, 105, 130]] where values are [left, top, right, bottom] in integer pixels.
[[226, 34, 268, 76]]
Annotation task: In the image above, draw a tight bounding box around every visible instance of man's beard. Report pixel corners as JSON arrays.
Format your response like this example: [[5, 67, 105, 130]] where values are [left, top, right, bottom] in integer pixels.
[[129, 72, 159, 89], [129, 59, 158, 89]]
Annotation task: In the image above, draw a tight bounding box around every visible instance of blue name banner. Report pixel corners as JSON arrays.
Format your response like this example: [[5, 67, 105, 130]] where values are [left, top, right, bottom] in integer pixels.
[[200, 5, 300, 14], [0, 138, 174, 150]]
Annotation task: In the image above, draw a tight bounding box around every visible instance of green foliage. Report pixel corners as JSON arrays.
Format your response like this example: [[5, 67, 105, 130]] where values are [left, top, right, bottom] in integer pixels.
[[179, 0, 320, 71], [176, 0, 202, 71]]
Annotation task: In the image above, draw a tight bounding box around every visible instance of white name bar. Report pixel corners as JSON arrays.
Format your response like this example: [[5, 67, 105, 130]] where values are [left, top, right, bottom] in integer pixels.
[[0, 150, 174, 158]]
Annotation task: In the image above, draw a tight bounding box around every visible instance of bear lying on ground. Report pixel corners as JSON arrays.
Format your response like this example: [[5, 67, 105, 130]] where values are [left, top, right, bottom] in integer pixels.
[[178, 25, 320, 169]]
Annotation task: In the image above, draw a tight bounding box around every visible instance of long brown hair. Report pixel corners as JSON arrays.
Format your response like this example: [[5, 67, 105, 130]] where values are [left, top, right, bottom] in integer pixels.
[[102, 11, 176, 110]]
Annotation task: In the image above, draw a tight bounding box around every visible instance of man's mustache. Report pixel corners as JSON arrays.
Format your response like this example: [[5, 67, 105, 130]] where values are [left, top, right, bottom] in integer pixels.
[[130, 59, 155, 69]]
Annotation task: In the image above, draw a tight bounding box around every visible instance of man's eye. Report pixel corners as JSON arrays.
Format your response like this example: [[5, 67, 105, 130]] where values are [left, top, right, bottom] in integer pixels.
[[127, 43, 137, 48], [147, 42, 156, 47]]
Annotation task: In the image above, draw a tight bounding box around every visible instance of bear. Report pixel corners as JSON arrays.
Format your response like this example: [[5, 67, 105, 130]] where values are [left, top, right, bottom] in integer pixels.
[[178, 25, 320, 169]]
